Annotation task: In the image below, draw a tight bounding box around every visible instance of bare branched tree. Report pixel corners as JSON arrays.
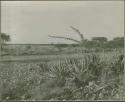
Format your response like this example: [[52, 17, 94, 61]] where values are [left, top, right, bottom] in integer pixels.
[[49, 26, 85, 45]]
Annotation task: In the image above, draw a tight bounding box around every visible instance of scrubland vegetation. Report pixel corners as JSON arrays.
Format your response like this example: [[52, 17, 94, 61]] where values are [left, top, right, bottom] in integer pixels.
[[0, 50, 124, 100]]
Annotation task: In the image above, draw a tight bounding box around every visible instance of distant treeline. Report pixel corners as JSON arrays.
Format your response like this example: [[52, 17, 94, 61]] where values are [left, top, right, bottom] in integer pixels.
[[52, 36, 124, 49], [4, 36, 124, 49]]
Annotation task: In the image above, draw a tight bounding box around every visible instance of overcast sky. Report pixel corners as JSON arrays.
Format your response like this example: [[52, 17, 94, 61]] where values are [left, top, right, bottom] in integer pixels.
[[1, 1, 124, 44]]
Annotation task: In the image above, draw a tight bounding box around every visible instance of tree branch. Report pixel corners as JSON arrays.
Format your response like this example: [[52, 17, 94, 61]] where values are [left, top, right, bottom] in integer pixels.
[[70, 26, 84, 41], [48, 35, 81, 43]]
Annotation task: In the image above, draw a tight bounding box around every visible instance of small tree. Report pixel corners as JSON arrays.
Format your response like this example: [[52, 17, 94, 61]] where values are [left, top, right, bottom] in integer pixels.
[[91, 37, 108, 48], [1, 33, 11, 43], [92, 37, 107, 43], [0, 33, 11, 56]]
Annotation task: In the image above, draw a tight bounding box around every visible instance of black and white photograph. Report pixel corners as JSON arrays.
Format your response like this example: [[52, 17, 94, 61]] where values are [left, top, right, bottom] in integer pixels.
[[0, 0, 124, 101]]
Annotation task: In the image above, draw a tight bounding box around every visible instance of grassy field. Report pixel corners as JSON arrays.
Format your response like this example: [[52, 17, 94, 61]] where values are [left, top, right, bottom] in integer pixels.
[[2, 44, 122, 56], [0, 46, 124, 100]]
